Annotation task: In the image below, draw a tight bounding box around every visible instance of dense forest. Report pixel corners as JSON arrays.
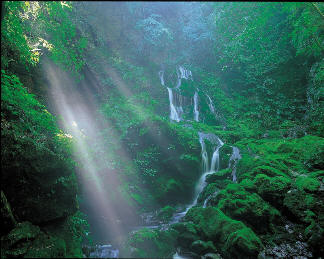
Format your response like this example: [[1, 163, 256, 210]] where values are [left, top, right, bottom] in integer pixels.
[[1, 2, 323, 258]]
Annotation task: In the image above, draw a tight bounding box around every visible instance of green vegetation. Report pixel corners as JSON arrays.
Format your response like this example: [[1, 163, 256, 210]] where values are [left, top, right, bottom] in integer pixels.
[[1, 1, 323, 258]]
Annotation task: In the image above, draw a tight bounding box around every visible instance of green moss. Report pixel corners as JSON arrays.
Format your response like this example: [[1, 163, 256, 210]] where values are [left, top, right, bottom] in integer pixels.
[[197, 183, 220, 205], [184, 207, 263, 258], [126, 228, 178, 258], [283, 189, 317, 221], [215, 184, 281, 233], [24, 233, 67, 258], [296, 176, 320, 192], [206, 168, 232, 183], [191, 240, 217, 254], [253, 174, 291, 207], [171, 222, 199, 248], [157, 206, 176, 222]]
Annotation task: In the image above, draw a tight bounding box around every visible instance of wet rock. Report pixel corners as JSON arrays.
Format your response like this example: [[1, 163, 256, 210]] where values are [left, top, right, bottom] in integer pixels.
[[261, 241, 312, 258]]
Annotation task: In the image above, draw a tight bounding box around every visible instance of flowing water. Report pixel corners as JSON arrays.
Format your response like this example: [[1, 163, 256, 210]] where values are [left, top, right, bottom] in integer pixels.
[[194, 92, 199, 122], [167, 87, 181, 122], [88, 66, 228, 257], [169, 132, 224, 224], [206, 94, 216, 114], [228, 146, 241, 182]]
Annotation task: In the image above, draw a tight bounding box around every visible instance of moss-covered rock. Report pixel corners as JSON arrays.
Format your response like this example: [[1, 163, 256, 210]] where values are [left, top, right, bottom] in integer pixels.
[[283, 189, 317, 221], [214, 183, 281, 233], [185, 207, 263, 258], [295, 176, 321, 193], [253, 174, 292, 208], [219, 144, 233, 170], [191, 240, 217, 255], [206, 168, 232, 183], [157, 205, 176, 222], [171, 222, 200, 248], [1, 221, 41, 258], [24, 233, 67, 258], [125, 228, 178, 258]]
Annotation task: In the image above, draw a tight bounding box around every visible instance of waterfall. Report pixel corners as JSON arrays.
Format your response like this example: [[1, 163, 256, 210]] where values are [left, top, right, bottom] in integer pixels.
[[206, 94, 215, 114], [203, 190, 219, 208], [178, 66, 193, 80], [158, 70, 164, 86], [167, 88, 181, 122], [169, 132, 224, 224], [199, 132, 209, 172], [210, 137, 224, 172], [228, 146, 241, 182], [194, 92, 199, 122]]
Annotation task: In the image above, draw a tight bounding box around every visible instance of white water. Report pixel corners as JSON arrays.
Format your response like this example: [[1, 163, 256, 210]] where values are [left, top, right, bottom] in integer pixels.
[[88, 245, 119, 258], [210, 137, 224, 172], [228, 146, 241, 182], [170, 132, 224, 223], [167, 87, 181, 122], [178, 66, 193, 80], [158, 70, 164, 86], [203, 190, 219, 208], [206, 94, 215, 114], [194, 92, 199, 122], [199, 132, 209, 172]]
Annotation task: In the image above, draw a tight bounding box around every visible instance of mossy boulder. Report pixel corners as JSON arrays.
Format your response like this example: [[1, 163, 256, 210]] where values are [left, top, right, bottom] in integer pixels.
[[1, 221, 67, 258], [253, 174, 292, 207], [1, 221, 41, 257], [219, 144, 233, 170], [197, 183, 220, 206], [24, 233, 67, 258], [283, 189, 317, 221], [214, 184, 281, 233], [125, 228, 178, 258], [206, 168, 232, 183], [295, 176, 321, 193], [185, 207, 263, 258], [157, 205, 176, 222], [191, 240, 217, 254], [171, 222, 200, 248]]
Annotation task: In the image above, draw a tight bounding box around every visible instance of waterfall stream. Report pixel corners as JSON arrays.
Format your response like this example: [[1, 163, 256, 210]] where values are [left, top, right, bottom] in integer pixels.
[[228, 146, 241, 182], [169, 132, 224, 224], [194, 92, 199, 122], [167, 87, 181, 122]]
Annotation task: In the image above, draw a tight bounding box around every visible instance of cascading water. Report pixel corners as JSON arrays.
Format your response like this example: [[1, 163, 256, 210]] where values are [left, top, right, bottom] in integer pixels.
[[159, 70, 165, 86], [194, 92, 199, 122], [203, 190, 219, 208], [206, 94, 216, 114], [210, 137, 224, 172], [199, 132, 209, 172], [167, 88, 181, 122], [162, 66, 194, 122], [170, 132, 224, 224], [228, 146, 241, 182]]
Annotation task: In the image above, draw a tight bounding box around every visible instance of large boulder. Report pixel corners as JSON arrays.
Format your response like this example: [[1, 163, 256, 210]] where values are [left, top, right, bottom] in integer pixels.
[[185, 207, 263, 258]]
